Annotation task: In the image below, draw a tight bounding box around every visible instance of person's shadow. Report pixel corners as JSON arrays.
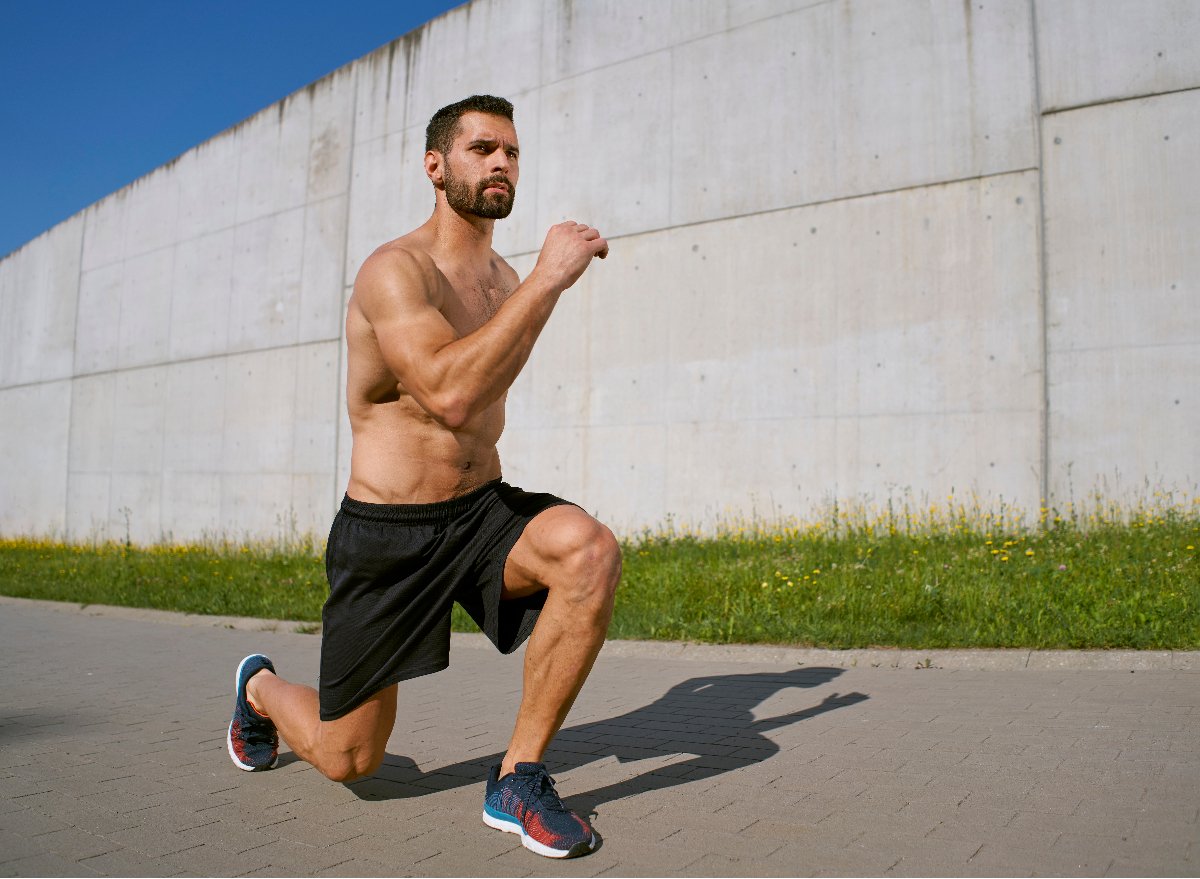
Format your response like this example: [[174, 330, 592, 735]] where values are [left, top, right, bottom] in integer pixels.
[[340, 667, 868, 813]]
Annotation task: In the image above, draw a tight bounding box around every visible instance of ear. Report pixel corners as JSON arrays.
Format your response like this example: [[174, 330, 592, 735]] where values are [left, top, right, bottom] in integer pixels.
[[425, 150, 445, 188]]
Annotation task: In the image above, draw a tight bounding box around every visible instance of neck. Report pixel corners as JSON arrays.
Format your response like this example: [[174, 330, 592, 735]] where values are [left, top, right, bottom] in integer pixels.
[[429, 196, 495, 260]]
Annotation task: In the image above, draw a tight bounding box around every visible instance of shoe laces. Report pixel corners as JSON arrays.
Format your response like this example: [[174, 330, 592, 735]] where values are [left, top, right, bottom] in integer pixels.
[[240, 705, 276, 746], [518, 768, 569, 814]]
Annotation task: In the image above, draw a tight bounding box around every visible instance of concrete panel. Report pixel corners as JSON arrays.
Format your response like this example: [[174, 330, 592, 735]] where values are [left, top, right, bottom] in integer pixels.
[[163, 358, 227, 474], [832, 171, 1043, 418], [830, 0, 1037, 201], [65, 472, 111, 541], [291, 472, 337, 536], [536, 53, 671, 241], [122, 167, 180, 260], [1050, 344, 1198, 497], [496, 425, 588, 508], [111, 365, 168, 474], [219, 472, 295, 538], [0, 213, 83, 387], [176, 129, 241, 242], [116, 247, 174, 369], [663, 418, 840, 528], [306, 67, 356, 202], [80, 190, 128, 273], [401, 0, 545, 132], [344, 130, 412, 287], [292, 341, 339, 475], [299, 196, 349, 344], [68, 373, 116, 475], [352, 41, 410, 145], [167, 228, 234, 361], [109, 472, 164, 545], [540, 0, 730, 82], [1035, 0, 1200, 113], [1043, 90, 1199, 353], [161, 471, 222, 540], [834, 410, 1043, 507], [662, 212, 838, 426], [221, 347, 299, 476], [234, 98, 311, 226], [227, 208, 305, 353], [73, 262, 124, 375], [670, 0, 1036, 227], [670, 5, 837, 227], [0, 381, 71, 535], [581, 424, 669, 530]]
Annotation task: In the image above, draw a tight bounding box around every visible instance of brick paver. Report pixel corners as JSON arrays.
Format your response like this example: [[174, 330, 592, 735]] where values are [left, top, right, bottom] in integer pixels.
[[0, 601, 1196, 877]]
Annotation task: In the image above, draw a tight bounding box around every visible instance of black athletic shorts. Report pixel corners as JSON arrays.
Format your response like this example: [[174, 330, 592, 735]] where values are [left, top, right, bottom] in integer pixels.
[[318, 480, 571, 721]]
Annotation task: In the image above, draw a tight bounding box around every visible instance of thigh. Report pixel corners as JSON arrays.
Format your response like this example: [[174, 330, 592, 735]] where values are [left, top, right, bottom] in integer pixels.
[[318, 683, 398, 754], [502, 504, 603, 599]]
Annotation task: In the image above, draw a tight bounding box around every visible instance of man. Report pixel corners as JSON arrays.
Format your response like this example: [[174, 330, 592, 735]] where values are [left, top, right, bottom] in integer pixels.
[[225, 95, 620, 859]]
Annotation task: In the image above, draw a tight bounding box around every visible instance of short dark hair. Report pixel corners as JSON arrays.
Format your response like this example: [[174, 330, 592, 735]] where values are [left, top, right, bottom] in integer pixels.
[[425, 95, 514, 157]]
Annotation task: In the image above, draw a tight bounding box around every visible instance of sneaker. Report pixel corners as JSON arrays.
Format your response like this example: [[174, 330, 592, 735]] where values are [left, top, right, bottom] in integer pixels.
[[226, 654, 278, 771], [483, 762, 595, 858]]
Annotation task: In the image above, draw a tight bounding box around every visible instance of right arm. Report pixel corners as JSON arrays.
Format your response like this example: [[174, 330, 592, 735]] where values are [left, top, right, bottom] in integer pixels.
[[356, 222, 608, 430]]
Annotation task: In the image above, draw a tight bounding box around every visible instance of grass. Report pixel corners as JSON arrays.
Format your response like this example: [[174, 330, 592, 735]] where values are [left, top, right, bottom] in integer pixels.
[[2, 489, 1197, 649]]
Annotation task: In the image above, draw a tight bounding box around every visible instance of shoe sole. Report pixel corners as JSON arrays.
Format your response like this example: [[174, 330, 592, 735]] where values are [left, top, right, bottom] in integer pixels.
[[482, 807, 595, 858], [227, 655, 277, 772]]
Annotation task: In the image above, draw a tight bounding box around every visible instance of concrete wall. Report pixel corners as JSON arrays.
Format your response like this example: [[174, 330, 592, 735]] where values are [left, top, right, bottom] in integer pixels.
[[1, 0, 1195, 541]]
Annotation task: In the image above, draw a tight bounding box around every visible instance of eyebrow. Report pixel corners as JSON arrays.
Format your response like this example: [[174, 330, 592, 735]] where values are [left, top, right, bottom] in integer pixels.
[[467, 137, 519, 155]]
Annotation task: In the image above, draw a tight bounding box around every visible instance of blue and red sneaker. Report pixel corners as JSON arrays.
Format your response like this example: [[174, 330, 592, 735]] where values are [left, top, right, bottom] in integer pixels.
[[483, 762, 595, 858], [226, 654, 278, 771]]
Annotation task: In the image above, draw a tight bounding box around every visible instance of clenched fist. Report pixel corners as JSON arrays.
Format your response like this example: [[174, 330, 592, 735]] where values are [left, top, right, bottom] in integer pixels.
[[532, 221, 609, 292]]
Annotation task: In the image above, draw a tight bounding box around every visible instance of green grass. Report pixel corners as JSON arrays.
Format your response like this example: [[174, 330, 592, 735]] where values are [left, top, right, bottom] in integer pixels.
[[612, 519, 1199, 649], [2, 493, 1197, 649]]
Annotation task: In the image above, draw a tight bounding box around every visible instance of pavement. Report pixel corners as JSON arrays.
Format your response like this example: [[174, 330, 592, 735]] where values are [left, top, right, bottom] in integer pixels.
[[0, 597, 1196, 877]]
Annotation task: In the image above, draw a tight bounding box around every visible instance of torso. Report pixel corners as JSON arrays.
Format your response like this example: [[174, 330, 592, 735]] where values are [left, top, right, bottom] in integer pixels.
[[344, 229, 518, 505]]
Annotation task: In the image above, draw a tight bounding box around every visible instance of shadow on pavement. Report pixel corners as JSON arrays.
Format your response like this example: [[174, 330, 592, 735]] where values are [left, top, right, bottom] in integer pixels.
[[343, 667, 868, 812]]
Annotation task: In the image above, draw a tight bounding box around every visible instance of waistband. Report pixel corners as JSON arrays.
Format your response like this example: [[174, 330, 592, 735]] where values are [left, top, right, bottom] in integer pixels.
[[338, 480, 503, 524]]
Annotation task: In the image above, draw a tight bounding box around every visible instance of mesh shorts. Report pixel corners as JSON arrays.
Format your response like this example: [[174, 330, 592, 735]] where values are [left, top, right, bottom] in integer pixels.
[[318, 480, 571, 721]]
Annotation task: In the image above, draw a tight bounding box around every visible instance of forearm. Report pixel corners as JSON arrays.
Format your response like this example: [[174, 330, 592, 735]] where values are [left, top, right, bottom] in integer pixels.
[[425, 269, 562, 427]]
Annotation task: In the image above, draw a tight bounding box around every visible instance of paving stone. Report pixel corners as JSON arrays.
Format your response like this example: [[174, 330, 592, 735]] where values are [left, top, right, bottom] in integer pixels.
[[27, 827, 120, 861], [77, 846, 179, 878], [0, 852, 100, 877], [2, 602, 1198, 877]]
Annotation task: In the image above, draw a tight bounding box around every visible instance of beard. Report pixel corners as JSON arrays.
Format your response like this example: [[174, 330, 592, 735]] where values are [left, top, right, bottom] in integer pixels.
[[443, 160, 515, 219]]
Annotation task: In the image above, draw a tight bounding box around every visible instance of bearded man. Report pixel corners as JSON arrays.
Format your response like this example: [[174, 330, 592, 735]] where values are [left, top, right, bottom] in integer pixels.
[[225, 95, 618, 859]]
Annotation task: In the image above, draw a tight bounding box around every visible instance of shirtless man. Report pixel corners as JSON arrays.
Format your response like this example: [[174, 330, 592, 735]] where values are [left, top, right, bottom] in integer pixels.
[[225, 95, 620, 859]]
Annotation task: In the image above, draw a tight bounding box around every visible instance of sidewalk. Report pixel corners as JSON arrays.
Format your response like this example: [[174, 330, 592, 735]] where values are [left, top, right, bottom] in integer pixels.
[[0, 598, 1196, 876]]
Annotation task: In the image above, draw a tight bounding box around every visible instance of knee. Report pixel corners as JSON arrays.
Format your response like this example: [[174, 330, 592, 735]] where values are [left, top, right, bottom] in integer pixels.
[[320, 745, 385, 784], [555, 516, 622, 605]]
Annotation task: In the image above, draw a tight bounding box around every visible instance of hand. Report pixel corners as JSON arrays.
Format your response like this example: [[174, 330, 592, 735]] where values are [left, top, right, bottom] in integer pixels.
[[532, 221, 609, 291]]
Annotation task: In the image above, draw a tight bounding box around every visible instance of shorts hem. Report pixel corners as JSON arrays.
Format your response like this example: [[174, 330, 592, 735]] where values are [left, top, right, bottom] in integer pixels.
[[318, 657, 450, 722]]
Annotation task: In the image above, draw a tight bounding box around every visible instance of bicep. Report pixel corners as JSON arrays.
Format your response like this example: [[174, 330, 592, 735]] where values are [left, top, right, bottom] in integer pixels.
[[358, 256, 459, 399]]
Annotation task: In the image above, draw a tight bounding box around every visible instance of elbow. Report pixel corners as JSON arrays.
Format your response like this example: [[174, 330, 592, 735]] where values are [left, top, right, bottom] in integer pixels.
[[431, 394, 470, 430]]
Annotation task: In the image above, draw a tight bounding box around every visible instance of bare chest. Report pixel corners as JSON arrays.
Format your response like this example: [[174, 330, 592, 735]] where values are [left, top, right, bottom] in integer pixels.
[[441, 271, 513, 336]]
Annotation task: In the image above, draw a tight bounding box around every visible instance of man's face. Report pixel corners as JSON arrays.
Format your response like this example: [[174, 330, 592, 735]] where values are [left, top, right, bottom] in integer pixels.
[[440, 112, 519, 219]]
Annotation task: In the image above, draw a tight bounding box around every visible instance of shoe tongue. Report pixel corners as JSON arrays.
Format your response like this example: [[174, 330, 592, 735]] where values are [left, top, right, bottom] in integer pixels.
[[514, 762, 547, 775]]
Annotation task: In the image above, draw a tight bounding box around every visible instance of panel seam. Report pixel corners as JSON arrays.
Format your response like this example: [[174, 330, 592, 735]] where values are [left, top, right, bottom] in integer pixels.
[[498, 166, 1042, 259]]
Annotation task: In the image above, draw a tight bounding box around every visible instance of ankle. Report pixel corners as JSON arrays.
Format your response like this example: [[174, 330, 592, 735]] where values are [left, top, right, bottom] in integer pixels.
[[246, 669, 275, 715]]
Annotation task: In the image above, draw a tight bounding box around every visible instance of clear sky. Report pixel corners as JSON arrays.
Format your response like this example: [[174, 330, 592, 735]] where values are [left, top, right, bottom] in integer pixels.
[[0, 0, 462, 258]]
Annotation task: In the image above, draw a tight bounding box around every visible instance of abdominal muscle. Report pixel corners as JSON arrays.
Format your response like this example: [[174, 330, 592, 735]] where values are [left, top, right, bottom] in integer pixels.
[[345, 394, 506, 505]]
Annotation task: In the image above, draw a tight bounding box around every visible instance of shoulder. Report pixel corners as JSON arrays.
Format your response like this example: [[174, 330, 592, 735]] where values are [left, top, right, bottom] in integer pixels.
[[490, 251, 521, 288], [354, 241, 446, 317]]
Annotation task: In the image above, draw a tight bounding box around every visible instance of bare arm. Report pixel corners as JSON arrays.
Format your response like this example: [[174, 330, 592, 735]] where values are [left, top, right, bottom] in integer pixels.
[[357, 222, 608, 429]]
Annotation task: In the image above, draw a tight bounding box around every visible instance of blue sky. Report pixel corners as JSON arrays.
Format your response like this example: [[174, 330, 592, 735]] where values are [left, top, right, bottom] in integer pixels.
[[0, 0, 462, 258]]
